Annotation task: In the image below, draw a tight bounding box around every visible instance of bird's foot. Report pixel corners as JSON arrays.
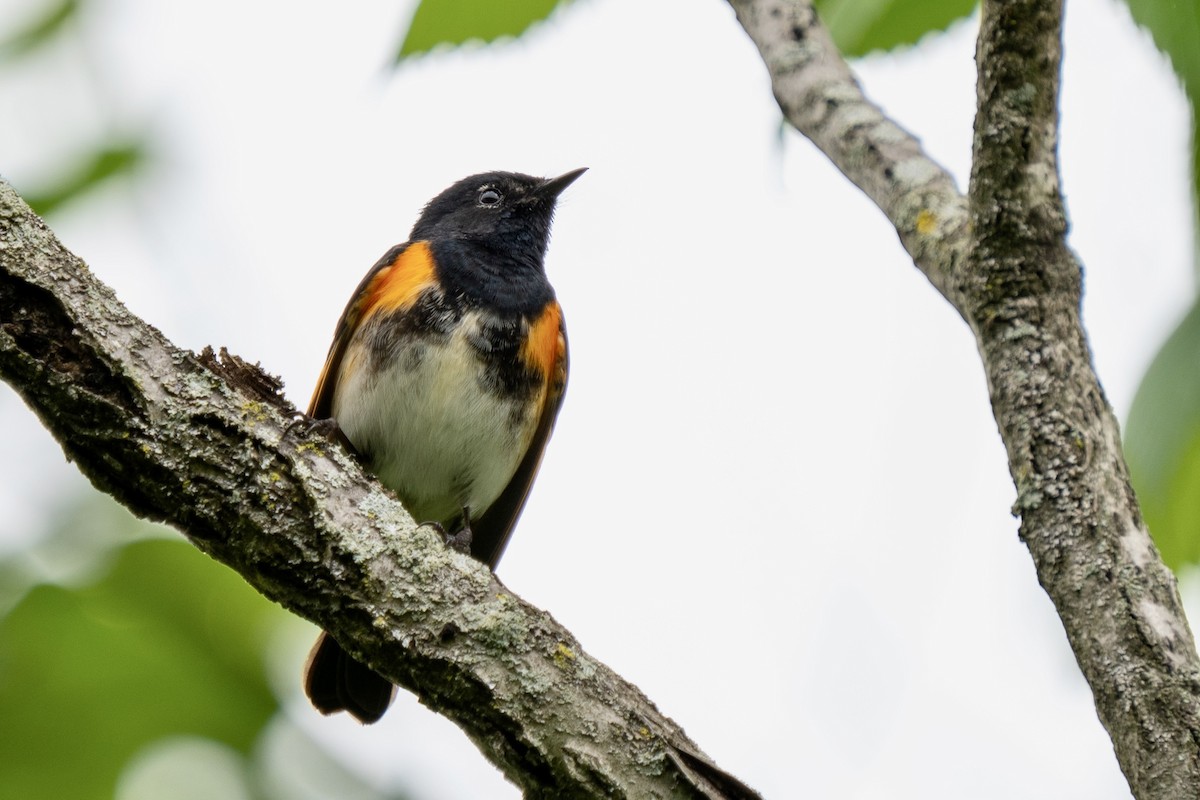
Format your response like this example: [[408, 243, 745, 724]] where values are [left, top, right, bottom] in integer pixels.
[[443, 523, 473, 555], [418, 520, 473, 555]]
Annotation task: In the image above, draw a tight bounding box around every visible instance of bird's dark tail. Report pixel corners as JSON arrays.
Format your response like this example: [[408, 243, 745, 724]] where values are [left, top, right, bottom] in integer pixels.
[[304, 631, 396, 724]]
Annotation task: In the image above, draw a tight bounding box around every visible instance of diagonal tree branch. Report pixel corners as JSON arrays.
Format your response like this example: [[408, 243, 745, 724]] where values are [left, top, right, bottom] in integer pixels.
[[727, 0, 969, 303], [0, 180, 760, 799], [728, 1, 1200, 798]]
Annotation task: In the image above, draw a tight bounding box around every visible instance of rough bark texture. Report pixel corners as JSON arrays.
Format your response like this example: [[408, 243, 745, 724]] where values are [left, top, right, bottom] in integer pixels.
[[967, 2, 1200, 795], [727, 0, 1200, 798], [0, 182, 760, 799]]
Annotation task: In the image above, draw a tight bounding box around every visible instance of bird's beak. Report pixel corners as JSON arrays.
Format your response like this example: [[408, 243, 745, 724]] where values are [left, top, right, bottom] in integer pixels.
[[538, 167, 588, 199]]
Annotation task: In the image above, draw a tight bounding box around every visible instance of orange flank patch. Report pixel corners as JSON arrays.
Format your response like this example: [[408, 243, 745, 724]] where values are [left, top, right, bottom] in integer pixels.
[[361, 241, 438, 321], [522, 302, 565, 381]]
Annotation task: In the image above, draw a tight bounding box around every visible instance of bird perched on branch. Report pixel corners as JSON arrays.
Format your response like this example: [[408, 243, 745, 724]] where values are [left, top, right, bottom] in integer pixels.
[[303, 168, 585, 723]]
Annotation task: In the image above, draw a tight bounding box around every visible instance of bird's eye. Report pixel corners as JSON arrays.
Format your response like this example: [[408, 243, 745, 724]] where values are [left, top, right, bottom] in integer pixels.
[[478, 188, 502, 207]]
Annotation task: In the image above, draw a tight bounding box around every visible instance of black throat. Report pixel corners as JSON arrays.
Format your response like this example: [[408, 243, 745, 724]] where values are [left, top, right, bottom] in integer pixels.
[[429, 237, 555, 316]]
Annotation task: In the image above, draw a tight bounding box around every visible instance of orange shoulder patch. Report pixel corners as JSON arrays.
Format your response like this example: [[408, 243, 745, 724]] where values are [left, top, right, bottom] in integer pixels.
[[521, 301, 566, 382], [361, 241, 438, 321]]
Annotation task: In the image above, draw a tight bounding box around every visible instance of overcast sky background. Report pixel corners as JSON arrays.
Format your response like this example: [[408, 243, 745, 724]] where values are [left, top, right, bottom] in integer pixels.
[[1, 0, 1195, 797]]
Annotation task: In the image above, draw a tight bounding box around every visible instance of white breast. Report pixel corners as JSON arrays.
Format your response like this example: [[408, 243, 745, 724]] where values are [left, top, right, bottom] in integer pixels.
[[331, 311, 539, 525]]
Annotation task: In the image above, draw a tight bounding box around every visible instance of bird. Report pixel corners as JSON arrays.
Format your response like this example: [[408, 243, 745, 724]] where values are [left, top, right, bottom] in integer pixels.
[[301, 168, 583, 724]]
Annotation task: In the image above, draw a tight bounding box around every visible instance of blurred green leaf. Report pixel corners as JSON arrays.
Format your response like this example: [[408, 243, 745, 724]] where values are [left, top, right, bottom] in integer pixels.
[[1126, 299, 1200, 569], [0, 0, 80, 61], [0, 538, 283, 800], [24, 140, 147, 217], [1122, 0, 1200, 272], [0, 491, 169, 616], [1124, 0, 1200, 103], [1123, 0, 1200, 568], [814, 0, 977, 57], [398, 0, 568, 60]]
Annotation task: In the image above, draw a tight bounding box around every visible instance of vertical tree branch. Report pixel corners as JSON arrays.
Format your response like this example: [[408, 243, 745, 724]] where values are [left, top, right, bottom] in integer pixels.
[[967, 2, 1200, 797], [728, 1, 1200, 797]]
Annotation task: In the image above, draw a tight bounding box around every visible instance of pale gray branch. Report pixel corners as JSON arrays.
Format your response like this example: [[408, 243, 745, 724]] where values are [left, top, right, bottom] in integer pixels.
[[727, 0, 969, 304]]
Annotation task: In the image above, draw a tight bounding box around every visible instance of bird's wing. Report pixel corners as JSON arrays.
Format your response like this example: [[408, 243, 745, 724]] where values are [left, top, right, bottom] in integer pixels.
[[307, 241, 438, 419], [301, 239, 440, 725], [472, 301, 569, 568]]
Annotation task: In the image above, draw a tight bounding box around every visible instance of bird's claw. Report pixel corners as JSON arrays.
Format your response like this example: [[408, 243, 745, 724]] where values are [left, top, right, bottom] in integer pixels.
[[419, 519, 473, 555]]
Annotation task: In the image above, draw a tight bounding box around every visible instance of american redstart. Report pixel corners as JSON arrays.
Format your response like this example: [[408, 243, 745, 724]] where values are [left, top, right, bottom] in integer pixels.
[[302, 168, 584, 723]]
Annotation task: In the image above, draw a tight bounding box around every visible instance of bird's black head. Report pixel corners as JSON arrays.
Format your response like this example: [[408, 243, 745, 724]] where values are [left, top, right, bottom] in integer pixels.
[[410, 169, 586, 269]]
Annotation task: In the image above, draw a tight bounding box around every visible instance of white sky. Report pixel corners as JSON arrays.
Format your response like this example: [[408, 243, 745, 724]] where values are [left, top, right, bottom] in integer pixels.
[[1, 0, 1195, 798]]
